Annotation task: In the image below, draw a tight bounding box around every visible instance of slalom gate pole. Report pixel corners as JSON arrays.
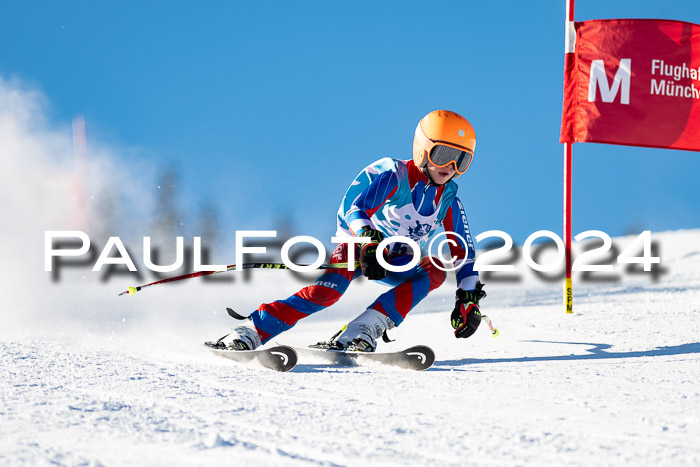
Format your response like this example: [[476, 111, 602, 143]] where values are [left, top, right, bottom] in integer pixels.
[[563, 0, 575, 313], [564, 142, 573, 313], [117, 261, 359, 297]]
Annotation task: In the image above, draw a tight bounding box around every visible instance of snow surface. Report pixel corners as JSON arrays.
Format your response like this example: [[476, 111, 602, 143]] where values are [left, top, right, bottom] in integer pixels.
[[2, 229, 700, 466]]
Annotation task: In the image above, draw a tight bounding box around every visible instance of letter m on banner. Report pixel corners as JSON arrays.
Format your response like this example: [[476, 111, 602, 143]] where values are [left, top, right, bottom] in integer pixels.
[[588, 59, 631, 104], [561, 19, 700, 151]]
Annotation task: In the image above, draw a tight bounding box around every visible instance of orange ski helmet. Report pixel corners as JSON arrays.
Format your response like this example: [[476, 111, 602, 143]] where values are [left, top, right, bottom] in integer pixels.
[[413, 110, 476, 178]]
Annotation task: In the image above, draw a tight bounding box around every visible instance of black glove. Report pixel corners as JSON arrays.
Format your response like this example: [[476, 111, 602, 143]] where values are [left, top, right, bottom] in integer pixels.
[[359, 227, 389, 280], [451, 282, 487, 338]]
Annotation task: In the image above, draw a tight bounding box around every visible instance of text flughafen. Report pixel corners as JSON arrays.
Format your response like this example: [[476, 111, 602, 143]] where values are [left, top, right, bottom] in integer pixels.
[[651, 59, 700, 99]]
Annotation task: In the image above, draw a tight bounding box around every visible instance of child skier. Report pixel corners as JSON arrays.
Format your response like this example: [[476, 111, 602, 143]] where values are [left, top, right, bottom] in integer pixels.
[[217, 109, 485, 352]]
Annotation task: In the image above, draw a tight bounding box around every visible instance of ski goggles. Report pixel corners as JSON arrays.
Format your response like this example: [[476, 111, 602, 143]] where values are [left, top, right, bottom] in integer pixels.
[[428, 143, 473, 174]]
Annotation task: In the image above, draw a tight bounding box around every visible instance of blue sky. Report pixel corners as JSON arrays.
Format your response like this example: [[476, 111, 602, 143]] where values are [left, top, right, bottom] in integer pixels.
[[3, 0, 699, 246]]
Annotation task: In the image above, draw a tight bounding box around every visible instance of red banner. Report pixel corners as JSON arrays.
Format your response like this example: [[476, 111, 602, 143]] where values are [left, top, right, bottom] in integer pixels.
[[561, 19, 700, 152]]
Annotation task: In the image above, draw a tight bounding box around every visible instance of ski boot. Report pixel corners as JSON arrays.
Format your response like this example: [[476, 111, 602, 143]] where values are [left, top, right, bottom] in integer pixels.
[[206, 323, 262, 351], [331, 308, 396, 352]]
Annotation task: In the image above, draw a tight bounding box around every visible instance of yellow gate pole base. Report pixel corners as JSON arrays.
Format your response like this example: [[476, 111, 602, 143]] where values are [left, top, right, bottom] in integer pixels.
[[565, 278, 573, 313]]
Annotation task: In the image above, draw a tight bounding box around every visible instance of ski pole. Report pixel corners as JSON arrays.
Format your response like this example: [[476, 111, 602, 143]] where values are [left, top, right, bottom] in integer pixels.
[[481, 315, 500, 338], [117, 261, 359, 297]]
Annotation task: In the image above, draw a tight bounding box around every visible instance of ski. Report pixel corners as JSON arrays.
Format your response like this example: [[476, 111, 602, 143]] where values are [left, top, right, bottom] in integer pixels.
[[293, 344, 435, 371], [205, 343, 298, 372]]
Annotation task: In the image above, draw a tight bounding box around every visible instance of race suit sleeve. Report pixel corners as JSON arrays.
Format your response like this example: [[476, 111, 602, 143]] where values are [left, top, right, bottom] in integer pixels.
[[344, 169, 399, 236], [442, 196, 479, 291]]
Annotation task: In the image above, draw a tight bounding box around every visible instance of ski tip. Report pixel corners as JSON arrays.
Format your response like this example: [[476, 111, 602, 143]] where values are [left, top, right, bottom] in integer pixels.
[[404, 345, 436, 370], [267, 345, 298, 372], [207, 344, 298, 372]]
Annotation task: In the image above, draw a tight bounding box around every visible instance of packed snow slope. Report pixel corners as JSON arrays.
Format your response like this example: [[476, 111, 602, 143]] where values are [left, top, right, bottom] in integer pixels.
[[2, 229, 700, 466]]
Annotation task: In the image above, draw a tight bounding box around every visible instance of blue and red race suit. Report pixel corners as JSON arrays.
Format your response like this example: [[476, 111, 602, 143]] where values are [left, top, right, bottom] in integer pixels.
[[249, 158, 479, 343]]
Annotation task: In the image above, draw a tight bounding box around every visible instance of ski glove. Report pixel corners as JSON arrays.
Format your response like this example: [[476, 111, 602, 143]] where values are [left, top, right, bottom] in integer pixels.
[[451, 282, 487, 339], [359, 227, 389, 280]]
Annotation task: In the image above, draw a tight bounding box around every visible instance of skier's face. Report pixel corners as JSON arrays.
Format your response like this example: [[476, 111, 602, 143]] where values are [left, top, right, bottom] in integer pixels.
[[426, 161, 456, 185]]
